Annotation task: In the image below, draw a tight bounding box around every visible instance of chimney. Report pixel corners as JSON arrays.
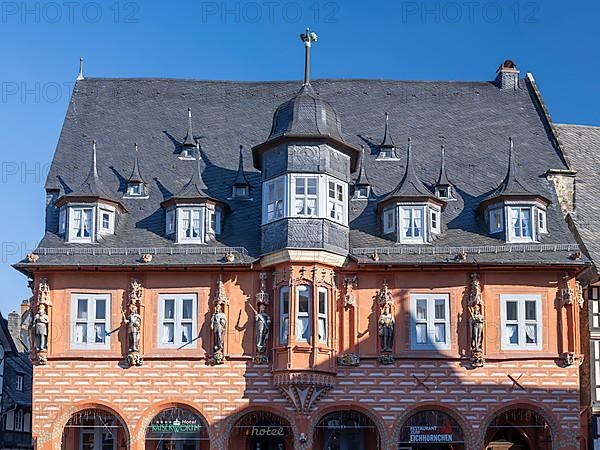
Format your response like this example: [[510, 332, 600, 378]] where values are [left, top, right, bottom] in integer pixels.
[[21, 298, 30, 316], [495, 60, 520, 90], [7, 310, 21, 347]]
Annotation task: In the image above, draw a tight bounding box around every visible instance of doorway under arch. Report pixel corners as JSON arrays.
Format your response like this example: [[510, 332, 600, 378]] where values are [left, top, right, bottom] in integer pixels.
[[398, 409, 465, 450], [228, 409, 294, 450], [314, 410, 380, 450], [145, 405, 210, 450], [61, 408, 129, 450], [484, 408, 552, 450]]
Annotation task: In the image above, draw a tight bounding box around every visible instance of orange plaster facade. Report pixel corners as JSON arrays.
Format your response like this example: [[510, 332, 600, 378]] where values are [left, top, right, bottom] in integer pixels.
[[29, 263, 584, 450]]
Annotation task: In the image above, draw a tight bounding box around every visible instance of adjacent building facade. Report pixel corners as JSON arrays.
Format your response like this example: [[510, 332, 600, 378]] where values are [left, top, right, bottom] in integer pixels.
[[15, 35, 588, 450]]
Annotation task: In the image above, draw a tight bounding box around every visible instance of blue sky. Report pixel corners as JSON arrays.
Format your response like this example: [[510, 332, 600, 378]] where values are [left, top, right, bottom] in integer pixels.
[[0, 0, 598, 314]]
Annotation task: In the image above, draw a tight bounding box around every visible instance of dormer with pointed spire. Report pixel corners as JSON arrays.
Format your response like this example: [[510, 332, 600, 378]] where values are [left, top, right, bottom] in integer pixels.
[[180, 108, 197, 159], [55, 140, 126, 242], [377, 112, 399, 160], [161, 146, 227, 243], [434, 144, 454, 200], [124, 143, 149, 198], [479, 137, 550, 242], [231, 145, 250, 199], [353, 145, 372, 200], [378, 138, 444, 243], [251, 29, 359, 257]]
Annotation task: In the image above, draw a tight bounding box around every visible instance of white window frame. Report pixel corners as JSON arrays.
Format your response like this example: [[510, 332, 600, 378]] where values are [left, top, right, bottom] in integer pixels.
[[410, 293, 451, 350], [317, 287, 328, 343], [489, 207, 504, 233], [70, 294, 111, 350], [508, 206, 534, 242], [263, 176, 286, 223], [295, 285, 311, 343], [208, 207, 222, 235], [165, 208, 175, 235], [16, 374, 23, 392], [354, 185, 370, 199], [436, 186, 451, 199], [178, 207, 204, 243], [68, 206, 94, 243], [98, 207, 115, 235], [536, 207, 548, 234], [399, 206, 426, 244], [292, 175, 319, 218], [383, 207, 396, 234], [128, 182, 142, 196], [500, 294, 542, 350], [280, 287, 290, 345], [327, 179, 347, 225], [158, 294, 198, 348], [58, 206, 67, 235], [14, 409, 23, 432], [430, 208, 441, 234]]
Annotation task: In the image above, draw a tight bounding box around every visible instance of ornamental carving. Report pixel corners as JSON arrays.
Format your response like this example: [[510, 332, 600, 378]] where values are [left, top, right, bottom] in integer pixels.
[[468, 273, 485, 367], [337, 353, 360, 366], [38, 278, 50, 306], [343, 275, 358, 308], [123, 279, 143, 367], [575, 281, 585, 309], [275, 372, 335, 415], [562, 352, 584, 367]]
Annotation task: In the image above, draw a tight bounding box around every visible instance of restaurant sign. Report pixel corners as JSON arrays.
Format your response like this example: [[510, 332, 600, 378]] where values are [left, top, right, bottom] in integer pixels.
[[399, 410, 464, 444], [408, 425, 453, 443]]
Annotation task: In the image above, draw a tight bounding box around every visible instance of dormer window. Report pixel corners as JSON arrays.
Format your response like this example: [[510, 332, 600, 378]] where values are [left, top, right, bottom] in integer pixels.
[[164, 204, 223, 243], [508, 206, 532, 241], [233, 185, 249, 198], [355, 186, 370, 199], [180, 208, 203, 242], [537, 208, 547, 233], [383, 208, 395, 234], [400, 206, 425, 243], [378, 147, 397, 160], [436, 186, 450, 199], [70, 207, 94, 242], [430, 208, 441, 234]]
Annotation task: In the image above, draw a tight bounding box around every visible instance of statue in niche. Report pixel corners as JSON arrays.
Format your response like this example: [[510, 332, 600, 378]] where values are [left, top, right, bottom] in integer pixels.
[[469, 303, 484, 352], [124, 303, 142, 353], [468, 273, 485, 367], [34, 303, 49, 352], [378, 302, 395, 352], [254, 303, 271, 353], [211, 303, 227, 353]]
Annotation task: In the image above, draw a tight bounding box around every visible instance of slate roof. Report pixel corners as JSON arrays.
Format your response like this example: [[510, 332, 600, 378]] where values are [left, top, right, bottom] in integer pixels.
[[555, 124, 600, 274], [15, 75, 586, 268]]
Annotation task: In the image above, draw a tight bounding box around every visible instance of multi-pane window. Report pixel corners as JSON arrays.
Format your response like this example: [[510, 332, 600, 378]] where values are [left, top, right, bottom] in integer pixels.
[[128, 183, 142, 196], [328, 180, 345, 224], [99, 208, 114, 234], [410, 293, 450, 350], [234, 186, 249, 198], [70, 208, 93, 242], [431, 209, 441, 234], [266, 177, 285, 222], [400, 206, 425, 243], [354, 186, 369, 199], [509, 207, 532, 241], [58, 207, 66, 235], [209, 208, 222, 235], [158, 294, 197, 347], [71, 294, 110, 349], [489, 208, 504, 233], [14, 409, 23, 432], [165, 208, 175, 235], [280, 287, 290, 344], [500, 294, 542, 350], [179, 208, 202, 242], [383, 208, 396, 234], [296, 285, 311, 342], [317, 288, 328, 343], [16, 374, 23, 392], [294, 177, 318, 217], [537, 208, 547, 233], [590, 287, 600, 329]]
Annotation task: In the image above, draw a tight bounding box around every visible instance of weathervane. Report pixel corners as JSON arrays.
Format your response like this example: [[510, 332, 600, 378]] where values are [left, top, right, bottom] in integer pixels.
[[300, 27, 318, 85]]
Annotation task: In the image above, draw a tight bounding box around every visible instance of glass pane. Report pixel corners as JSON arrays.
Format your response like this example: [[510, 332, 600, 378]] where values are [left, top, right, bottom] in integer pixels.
[[163, 323, 174, 343], [506, 324, 519, 344], [297, 317, 310, 341], [416, 323, 428, 344], [281, 317, 289, 343], [281, 291, 289, 314], [337, 184, 343, 201], [164, 300, 175, 319], [181, 323, 192, 343], [435, 323, 446, 343], [525, 301, 537, 320], [434, 299, 445, 320], [94, 323, 106, 343], [295, 198, 305, 215], [75, 323, 87, 343], [506, 301, 518, 321], [416, 300, 427, 320], [77, 299, 88, 320], [329, 181, 335, 198], [95, 299, 106, 320], [182, 299, 193, 320], [296, 177, 305, 194], [525, 324, 537, 344], [298, 286, 310, 312], [306, 198, 316, 215], [318, 318, 326, 342], [307, 178, 317, 195], [319, 291, 327, 314], [521, 209, 531, 236]]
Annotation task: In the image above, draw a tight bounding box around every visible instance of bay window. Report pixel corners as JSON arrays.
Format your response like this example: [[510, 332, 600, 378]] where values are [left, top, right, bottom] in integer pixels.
[[410, 293, 450, 350], [71, 294, 110, 349], [158, 294, 197, 348], [280, 287, 290, 344], [296, 285, 311, 342], [500, 294, 542, 350]]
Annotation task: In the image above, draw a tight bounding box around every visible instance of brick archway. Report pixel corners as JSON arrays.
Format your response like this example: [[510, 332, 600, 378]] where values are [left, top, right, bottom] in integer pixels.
[[220, 405, 297, 450], [393, 403, 474, 450], [133, 400, 212, 449], [477, 402, 558, 450], [53, 401, 131, 450], [311, 404, 386, 450]]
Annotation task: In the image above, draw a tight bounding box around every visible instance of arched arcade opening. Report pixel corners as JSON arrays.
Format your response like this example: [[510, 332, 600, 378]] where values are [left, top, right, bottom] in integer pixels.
[[144, 405, 210, 450], [61, 408, 129, 450], [228, 410, 294, 450], [314, 410, 381, 450]]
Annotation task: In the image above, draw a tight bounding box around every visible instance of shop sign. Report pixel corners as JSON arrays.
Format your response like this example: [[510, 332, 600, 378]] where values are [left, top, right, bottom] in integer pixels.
[[149, 418, 203, 434], [247, 426, 287, 437], [409, 424, 454, 443]]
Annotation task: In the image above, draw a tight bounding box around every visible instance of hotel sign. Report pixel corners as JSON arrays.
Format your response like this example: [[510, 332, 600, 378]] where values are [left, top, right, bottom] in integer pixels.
[[246, 426, 287, 437], [149, 418, 203, 434]]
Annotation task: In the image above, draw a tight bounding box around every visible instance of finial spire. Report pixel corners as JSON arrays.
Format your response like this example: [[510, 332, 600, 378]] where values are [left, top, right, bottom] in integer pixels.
[[300, 28, 318, 85], [356, 145, 370, 186], [183, 108, 196, 147], [128, 142, 145, 184], [77, 57, 84, 81], [91, 139, 98, 178]]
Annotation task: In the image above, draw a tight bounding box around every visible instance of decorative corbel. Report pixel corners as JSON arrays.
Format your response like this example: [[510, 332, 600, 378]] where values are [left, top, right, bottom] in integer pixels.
[[123, 279, 144, 367], [468, 273, 485, 368]]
